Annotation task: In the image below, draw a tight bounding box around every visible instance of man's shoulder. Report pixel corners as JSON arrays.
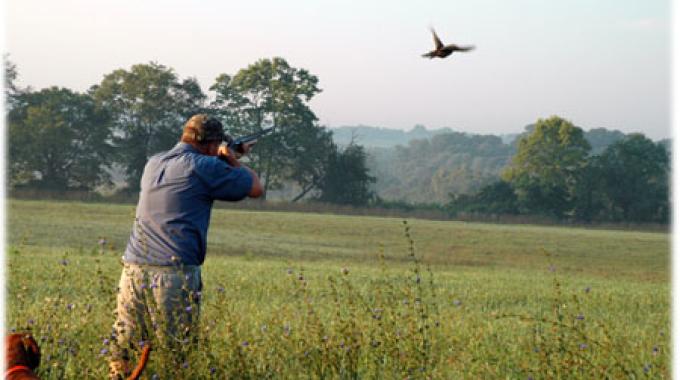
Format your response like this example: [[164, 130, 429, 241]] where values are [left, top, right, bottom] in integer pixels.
[[192, 153, 228, 175], [150, 144, 199, 164]]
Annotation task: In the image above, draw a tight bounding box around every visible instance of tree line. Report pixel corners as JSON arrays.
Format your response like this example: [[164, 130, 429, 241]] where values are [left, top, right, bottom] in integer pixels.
[[5, 57, 375, 206], [447, 116, 670, 223], [361, 125, 648, 205], [5, 56, 670, 223]]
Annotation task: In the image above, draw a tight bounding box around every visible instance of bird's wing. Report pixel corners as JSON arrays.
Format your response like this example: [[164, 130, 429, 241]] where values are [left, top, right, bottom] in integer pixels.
[[445, 44, 475, 52], [431, 28, 444, 50]]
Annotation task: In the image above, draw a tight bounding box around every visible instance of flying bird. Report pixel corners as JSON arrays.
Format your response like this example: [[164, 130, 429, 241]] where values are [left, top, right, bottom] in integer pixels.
[[422, 28, 475, 59]]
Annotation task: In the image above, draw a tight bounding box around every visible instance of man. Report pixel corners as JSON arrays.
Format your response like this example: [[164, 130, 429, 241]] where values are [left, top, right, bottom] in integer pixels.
[[109, 114, 263, 379]]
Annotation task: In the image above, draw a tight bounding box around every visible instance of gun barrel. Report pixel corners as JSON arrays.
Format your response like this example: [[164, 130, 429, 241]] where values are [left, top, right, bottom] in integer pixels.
[[228, 127, 275, 148]]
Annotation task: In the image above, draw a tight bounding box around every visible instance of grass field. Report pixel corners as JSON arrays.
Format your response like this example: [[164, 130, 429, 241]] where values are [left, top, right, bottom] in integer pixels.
[[6, 199, 670, 379]]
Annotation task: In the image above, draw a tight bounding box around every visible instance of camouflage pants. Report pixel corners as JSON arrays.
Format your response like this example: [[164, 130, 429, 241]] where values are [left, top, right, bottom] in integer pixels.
[[109, 263, 202, 376]]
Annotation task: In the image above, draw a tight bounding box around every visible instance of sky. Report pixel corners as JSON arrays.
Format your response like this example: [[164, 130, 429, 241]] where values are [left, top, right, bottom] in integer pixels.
[[3, 0, 672, 139]]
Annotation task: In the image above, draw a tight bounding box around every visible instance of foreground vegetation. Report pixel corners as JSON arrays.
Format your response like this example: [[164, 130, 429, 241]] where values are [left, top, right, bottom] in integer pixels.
[[6, 199, 669, 378]]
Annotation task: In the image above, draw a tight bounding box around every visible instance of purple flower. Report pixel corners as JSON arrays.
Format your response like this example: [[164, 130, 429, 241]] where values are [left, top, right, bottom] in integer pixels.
[[453, 300, 462, 306], [60, 259, 69, 266], [141, 283, 147, 290], [579, 343, 587, 350], [138, 341, 146, 348], [58, 338, 64, 345], [584, 286, 591, 293], [28, 319, 34, 325], [182, 361, 189, 369], [152, 374, 159, 380], [103, 338, 110, 345], [644, 364, 651, 373], [210, 367, 216, 374], [652, 346, 659, 355], [67, 304, 74, 311], [576, 314, 584, 321], [185, 306, 192, 313], [241, 341, 249, 347], [216, 286, 225, 293], [286, 268, 293, 275]]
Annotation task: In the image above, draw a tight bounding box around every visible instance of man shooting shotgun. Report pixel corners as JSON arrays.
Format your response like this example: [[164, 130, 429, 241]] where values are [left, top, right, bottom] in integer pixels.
[[109, 114, 263, 379]]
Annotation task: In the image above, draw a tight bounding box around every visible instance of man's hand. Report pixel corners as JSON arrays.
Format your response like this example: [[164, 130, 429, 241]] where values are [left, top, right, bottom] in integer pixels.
[[217, 144, 230, 159], [223, 141, 256, 159], [218, 141, 256, 167]]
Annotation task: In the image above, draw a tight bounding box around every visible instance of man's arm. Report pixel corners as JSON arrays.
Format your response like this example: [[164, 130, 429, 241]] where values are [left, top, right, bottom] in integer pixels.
[[218, 144, 263, 198], [241, 165, 263, 198]]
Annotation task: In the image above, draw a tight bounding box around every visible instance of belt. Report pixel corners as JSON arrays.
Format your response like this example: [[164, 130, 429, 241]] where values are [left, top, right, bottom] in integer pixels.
[[124, 262, 200, 272]]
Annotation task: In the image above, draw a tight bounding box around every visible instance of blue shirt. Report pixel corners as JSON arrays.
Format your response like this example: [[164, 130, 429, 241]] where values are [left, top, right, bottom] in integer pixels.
[[124, 142, 253, 266]]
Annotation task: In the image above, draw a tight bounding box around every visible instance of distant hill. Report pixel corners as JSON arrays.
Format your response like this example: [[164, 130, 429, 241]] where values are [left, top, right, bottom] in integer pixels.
[[331, 125, 455, 148], [366, 132, 513, 203], [333, 124, 661, 204]]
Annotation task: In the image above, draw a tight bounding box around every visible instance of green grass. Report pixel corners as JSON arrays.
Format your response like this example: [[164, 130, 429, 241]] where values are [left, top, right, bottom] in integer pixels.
[[6, 199, 670, 379]]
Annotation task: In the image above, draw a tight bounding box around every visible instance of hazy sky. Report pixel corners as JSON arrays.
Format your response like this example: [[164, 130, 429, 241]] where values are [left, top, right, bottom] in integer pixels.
[[4, 0, 671, 139]]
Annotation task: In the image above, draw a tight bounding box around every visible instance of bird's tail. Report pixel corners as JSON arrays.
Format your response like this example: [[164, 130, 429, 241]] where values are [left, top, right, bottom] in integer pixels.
[[458, 45, 475, 52], [422, 52, 435, 58]]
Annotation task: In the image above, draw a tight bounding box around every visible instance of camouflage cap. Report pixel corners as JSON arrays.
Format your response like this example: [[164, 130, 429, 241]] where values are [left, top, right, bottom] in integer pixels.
[[182, 114, 227, 144]]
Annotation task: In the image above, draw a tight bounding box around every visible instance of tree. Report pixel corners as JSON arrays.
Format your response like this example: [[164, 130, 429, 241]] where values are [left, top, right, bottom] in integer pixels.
[[288, 124, 336, 202], [8, 87, 113, 190], [446, 180, 518, 217], [92, 62, 206, 191], [597, 134, 669, 222], [502, 116, 591, 218], [584, 128, 626, 155], [317, 143, 376, 206], [4, 55, 21, 110], [570, 158, 606, 222], [210, 57, 324, 199]]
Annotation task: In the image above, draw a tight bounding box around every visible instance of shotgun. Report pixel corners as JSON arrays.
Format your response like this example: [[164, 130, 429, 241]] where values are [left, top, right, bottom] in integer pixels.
[[226, 127, 275, 152]]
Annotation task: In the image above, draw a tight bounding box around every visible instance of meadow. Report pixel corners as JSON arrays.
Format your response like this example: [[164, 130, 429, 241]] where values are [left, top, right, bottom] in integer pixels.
[[6, 199, 670, 379]]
